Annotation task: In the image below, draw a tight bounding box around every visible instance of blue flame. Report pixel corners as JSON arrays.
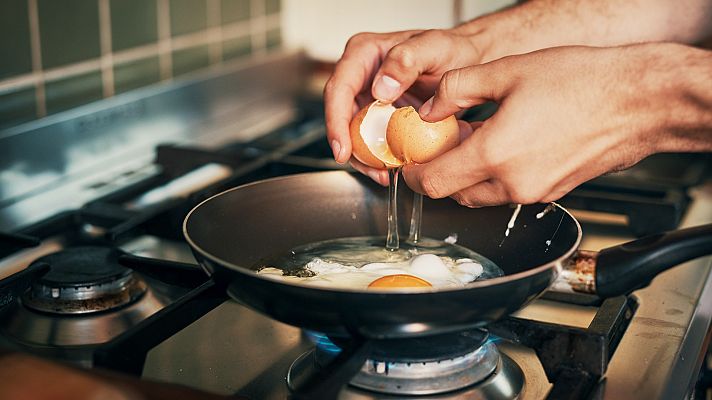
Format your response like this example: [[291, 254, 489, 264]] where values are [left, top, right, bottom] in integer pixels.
[[304, 330, 342, 354], [485, 334, 503, 345]]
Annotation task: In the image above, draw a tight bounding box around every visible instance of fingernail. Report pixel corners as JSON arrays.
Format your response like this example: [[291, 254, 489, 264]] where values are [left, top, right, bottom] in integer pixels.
[[420, 98, 433, 116], [373, 75, 400, 101], [331, 140, 342, 162]]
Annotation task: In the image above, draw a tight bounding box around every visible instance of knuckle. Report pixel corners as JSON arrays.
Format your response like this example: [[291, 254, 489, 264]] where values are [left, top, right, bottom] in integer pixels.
[[452, 193, 477, 208], [439, 70, 461, 101], [388, 45, 416, 69], [419, 170, 447, 199], [507, 185, 544, 205], [420, 29, 445, 40], [345, 32, 369, 48]]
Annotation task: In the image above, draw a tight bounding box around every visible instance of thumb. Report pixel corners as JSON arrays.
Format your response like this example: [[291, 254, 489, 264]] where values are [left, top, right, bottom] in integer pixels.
[[419, 63, 512, 122]]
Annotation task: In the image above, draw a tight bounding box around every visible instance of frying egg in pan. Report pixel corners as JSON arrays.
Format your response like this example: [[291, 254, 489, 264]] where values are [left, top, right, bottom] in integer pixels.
[[258, 253, 484, 290]]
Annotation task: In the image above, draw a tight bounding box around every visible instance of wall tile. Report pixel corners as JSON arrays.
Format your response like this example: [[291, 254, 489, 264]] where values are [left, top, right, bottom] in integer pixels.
[[0, 0, 32, 79], [0, 0, 282, 125], [222, 35, 251, 61], [38, 0, 101, 69], [111, 0, 158, 51], [0, 88, 37, 130], [172, 46, 210, 77], [170, 0, 207, 36], [265, 0, 280, 15], [221, 0, 250, 24], [266, 27, 281, 50], [45, 71, 103, 115], [114, 57, 161, 94]]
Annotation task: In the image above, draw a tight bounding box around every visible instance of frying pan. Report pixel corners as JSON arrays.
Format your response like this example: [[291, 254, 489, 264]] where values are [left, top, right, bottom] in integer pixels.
[[183, 171, 712, 339]]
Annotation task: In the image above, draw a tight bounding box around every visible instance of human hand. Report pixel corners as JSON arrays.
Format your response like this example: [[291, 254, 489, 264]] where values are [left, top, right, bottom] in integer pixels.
[[404, 44, 706, 206], [324, 29, 485, 185]]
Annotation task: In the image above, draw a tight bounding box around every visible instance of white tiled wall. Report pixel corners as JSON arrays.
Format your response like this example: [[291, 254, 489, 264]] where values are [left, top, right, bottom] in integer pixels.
[[282, 0, 515, 61]]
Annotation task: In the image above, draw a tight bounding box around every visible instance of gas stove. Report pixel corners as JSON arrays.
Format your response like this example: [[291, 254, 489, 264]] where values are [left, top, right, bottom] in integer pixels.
[[0, 52, 711, 400]]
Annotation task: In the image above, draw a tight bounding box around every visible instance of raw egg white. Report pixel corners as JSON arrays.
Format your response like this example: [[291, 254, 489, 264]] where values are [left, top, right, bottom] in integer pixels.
[[350, 101, 459, 169], [257, 254, 484, 290]]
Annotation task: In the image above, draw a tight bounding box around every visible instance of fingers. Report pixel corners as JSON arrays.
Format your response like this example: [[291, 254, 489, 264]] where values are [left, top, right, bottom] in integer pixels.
[[419, 61, 513, 122], [451, 180, 510, 207], [325, 31, 421, 164], [401, 133, 489, 199], [324, 54, 372, 163], [349, 159, 389, 186], [324, 34, 386, 164], [371, 30, 468, 103], [458, 120, 483, 142]]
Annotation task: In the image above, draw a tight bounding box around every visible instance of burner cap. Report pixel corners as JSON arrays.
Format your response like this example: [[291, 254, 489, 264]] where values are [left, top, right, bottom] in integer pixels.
[[33, 247, 131, 287], [22, 246, 146, 315]]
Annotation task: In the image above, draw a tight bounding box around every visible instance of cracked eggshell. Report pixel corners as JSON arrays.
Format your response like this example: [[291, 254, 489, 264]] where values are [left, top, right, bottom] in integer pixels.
[[386, 106, 460, 164], [349, 102, 402, 169]]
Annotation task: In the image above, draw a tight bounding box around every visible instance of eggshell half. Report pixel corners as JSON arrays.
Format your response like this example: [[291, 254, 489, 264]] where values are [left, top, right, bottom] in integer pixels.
[[386, 106, 459, 164], [350, 102, 401, 169]]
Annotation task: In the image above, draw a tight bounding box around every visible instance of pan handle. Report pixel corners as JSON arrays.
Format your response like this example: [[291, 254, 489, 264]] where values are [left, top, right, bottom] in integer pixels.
[[594, 223, 712, 298]]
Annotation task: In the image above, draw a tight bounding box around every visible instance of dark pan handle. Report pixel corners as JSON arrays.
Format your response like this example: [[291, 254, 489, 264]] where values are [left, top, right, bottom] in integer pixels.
[[594, 223, 712, 297]]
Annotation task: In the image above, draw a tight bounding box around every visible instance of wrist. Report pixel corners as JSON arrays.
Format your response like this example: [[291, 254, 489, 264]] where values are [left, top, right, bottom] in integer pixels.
[[451, 2, 573, 64], [643, 44, 712, 153], [451, 9, 521, 63]]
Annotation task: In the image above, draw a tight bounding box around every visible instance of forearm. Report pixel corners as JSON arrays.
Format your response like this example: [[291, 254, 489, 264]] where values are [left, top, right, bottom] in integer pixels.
[[455, 0, 712, 62], [652, 44, 712, 153]]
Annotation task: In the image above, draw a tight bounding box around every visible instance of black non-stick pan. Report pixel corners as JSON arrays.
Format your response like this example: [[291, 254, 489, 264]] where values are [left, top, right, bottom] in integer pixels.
[[184, 171, 712, 339]]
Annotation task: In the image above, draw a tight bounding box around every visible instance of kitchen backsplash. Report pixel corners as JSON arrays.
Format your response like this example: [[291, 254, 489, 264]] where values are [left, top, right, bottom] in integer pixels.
[[0, 0, 282, 130]]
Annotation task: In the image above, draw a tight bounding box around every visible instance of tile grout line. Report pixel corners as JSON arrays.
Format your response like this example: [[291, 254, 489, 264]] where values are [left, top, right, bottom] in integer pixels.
[[27, 0, 46, 117], [157, 0, 173, 81], [206, 0, 222, 64], [43, 59, 102, 81], [112, 43, 161, 65], [98, 0, 115, 97]]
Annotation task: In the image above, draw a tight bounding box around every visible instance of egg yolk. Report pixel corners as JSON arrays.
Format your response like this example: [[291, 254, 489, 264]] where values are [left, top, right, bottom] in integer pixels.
[[367, 274, 432, 288]]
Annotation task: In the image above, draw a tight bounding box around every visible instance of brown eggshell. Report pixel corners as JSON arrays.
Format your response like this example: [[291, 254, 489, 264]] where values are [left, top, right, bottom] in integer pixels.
[[386, 106, 460, 164], [350, 105, 387, 169], [350, 102, 402, 169]]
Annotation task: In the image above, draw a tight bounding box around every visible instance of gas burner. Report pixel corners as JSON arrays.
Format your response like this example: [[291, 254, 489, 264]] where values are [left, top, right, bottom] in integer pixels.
[[0, 246, 168, 365], [288, 330, 524, 398], [22, 247, 146, 314]]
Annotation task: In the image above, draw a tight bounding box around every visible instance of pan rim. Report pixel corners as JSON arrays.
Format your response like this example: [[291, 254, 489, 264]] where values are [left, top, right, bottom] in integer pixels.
[[183, 171, 583, 295]]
